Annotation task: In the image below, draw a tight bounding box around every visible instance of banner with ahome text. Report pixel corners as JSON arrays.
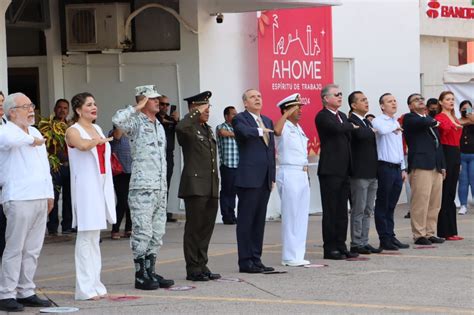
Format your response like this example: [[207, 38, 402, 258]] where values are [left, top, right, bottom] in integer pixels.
[[258, 7, 333, 156]]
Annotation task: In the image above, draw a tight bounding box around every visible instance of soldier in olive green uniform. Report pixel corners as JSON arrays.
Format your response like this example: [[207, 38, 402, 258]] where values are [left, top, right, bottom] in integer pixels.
[[112, 85, 174, 290], [176, 91, 221, 282]]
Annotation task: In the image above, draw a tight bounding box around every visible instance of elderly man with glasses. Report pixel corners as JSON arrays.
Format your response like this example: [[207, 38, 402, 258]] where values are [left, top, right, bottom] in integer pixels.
[[0, 93, 54, 312], [402, 93, 446, 245], [315, 84, 360, 260]]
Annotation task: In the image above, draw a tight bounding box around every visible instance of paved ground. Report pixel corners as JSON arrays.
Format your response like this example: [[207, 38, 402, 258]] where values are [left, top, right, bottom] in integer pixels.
[[7, 204, 474, 314]]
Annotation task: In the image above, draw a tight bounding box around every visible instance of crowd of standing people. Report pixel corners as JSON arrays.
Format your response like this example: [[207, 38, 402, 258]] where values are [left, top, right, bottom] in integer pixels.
[[0, 84, 470, 312]]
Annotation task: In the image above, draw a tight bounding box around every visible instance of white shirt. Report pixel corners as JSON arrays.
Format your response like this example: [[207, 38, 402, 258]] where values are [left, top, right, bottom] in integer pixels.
[[372, 114, 405, 169], [327, 108, 343, 123], [0, 122, 54, 203], [276, 121, 308, 166], [352, 112, 367, 126], [248, 111, 264, 137]]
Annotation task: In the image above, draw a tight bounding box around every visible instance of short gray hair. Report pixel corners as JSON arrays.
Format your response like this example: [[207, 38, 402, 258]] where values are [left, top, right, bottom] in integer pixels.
[[4, 93, 25, 119], [321, 84, 339, 106], [242, 88, 258, 102]]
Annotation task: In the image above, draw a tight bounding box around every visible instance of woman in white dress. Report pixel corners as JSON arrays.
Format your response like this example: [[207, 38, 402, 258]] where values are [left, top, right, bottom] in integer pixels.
[[65, 92, 116, 300]]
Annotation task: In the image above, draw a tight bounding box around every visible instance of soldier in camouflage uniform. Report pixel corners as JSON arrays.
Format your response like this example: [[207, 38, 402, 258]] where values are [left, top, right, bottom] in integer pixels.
[[176, 91, 221, 282], [112, 85, 174, 290]]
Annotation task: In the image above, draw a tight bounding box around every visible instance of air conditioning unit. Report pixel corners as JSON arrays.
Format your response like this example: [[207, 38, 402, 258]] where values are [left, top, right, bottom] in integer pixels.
[[65, 3, 130, 52]]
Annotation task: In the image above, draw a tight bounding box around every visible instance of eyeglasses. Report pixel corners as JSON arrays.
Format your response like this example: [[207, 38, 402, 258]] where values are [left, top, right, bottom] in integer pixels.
[[159, 102, 170, 106], [13, 103, 36, 110], [330, 92, 343, 97], [410, 97, 425, 103]]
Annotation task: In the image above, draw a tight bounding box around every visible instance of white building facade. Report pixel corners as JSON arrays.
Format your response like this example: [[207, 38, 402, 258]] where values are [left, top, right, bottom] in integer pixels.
[[3, 0, 469, 215]]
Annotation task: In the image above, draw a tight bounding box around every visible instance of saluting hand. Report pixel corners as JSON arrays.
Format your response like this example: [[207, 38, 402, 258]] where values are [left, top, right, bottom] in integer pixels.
[[134, 96, 148, 111]]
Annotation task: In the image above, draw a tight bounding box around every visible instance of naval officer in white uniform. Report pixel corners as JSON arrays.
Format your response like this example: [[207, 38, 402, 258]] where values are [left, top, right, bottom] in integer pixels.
[[274, 93, 310, 267]]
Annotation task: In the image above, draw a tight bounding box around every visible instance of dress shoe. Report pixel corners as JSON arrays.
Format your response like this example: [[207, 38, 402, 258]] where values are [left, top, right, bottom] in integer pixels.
[[428, 236, 445, 244], [323, 250, 344, 260], [111, 232, 121, 240], [0, 298, 24, 312], [254, 263, 275, 272], [204, 271, 221, 280], [62, 228, 76, 235], [281, 260, 310, 267], [186, 272, 210, 281], [340, 249, 359, 258], [17, 294, 51, 307], [364, 244, 383, 253], [239, 266, 264, 273], [414, 237, 432, 245], [350, 246, 371, 255], [380, 240, 399, 251], [222, 218, 236, 225], [392, 237, 410, 249]]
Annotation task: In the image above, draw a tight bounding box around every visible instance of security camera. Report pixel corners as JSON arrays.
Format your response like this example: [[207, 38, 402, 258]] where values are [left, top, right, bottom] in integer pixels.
[[216, 13, 224, 24]]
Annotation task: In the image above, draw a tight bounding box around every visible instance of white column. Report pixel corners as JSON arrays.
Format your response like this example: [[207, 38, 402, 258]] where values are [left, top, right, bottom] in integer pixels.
[[44, 0, 64, 110], [0, 0, 12, 94]]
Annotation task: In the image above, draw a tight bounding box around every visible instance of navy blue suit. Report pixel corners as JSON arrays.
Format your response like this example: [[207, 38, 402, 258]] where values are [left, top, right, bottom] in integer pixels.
[[232, 110, 276, 269]]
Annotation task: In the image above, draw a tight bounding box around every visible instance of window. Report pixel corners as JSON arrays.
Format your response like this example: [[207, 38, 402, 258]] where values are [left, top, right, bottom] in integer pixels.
[[133, 0, 181, 51], [449, 40, 474, 66]]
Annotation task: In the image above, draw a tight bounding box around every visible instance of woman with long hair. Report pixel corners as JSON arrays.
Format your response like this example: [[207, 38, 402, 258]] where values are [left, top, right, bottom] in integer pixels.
[[65, 92, 116, 300], [458, 100, 474, 215], [435, 91, 463, 241]]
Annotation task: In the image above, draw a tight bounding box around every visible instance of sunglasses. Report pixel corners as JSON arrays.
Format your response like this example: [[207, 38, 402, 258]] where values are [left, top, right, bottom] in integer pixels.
[[330, 92, 343, 97], [159, 102, 170, 106]]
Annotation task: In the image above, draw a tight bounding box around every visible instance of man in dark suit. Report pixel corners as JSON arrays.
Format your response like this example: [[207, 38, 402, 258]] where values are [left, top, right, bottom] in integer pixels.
[[315, 84, 359, 260], [232, 88, 276, 273], [402, 93, 446, 245], [348, 91, 382, 255], [176, 91, 221, 282]]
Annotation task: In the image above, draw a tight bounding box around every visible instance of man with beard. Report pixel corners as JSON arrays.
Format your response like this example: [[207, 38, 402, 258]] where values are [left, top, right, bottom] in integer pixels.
[[0, 93, 54, 311]]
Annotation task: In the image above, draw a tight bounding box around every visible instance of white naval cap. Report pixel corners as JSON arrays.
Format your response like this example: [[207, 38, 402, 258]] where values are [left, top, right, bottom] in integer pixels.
[[276, 93, 303, 109], [135, 85, 161, 98]]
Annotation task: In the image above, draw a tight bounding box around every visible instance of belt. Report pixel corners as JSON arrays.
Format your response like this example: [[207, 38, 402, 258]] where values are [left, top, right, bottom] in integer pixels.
[[378, 161, 401, 169], [279, 165, 309, 172]]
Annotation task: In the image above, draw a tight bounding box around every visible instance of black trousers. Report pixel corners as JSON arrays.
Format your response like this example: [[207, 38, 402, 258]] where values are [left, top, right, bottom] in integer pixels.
[[183, 196, 218, 275], [47, 165, 72, 233], [438, 145, 460, 238], [166, 153, 174, 192], [236, 181, 271, 269], [0, 205, 5, 257], [219, 165, 237, 221], [374, 163, 403, 242], [318, 175, 350, 252], [166, 153, 174, 219], [112, 173, 132, 233]]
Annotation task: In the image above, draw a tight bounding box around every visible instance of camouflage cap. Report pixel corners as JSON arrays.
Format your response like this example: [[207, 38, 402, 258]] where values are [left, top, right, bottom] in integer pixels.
[[135, 85, 161, 98]]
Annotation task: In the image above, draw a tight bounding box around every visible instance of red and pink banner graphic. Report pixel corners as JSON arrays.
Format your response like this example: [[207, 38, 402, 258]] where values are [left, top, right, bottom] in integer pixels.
[[258, 7, 334, 155]]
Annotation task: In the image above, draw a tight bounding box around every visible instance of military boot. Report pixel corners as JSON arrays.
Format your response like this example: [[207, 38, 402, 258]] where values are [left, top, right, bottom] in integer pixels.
[[145, 254, 175, 288], [134, 256, 160, 290]]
